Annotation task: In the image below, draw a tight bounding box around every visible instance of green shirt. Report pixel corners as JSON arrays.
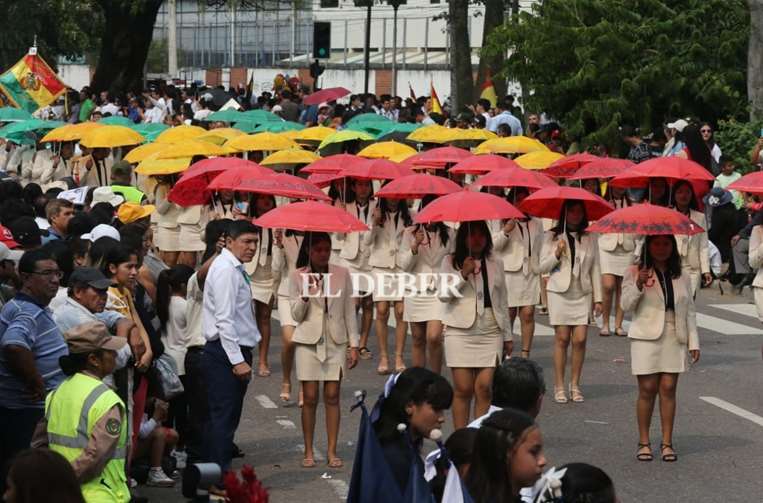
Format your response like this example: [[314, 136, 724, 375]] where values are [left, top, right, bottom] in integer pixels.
[[79, 99, 95, 122]]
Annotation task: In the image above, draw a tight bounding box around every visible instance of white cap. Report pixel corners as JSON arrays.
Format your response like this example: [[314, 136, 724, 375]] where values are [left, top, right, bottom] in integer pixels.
[[82, 224, 121, 243], [271, 104, 283, 113], [666, 119, 689, 132], [91, 187, 124, 208], [0, 242, 23, 263], [318, 102, 330, 110]]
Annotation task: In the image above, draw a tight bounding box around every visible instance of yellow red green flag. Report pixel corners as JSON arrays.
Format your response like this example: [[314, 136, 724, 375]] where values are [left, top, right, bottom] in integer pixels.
[[0, 51, 67, 113], [430, 81, 442, 115]]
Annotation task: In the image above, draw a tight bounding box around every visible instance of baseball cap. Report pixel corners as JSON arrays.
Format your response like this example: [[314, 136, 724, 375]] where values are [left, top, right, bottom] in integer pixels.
[[82, 224, 121, 242], [8, 217, 42, 248], [0, 225, 19, 249], [0, 242, 23, 263], [117, 203, 155, 224], [666, 119, 689, 132], [64, 321, 126, 354], [69, 267, 113, 290]]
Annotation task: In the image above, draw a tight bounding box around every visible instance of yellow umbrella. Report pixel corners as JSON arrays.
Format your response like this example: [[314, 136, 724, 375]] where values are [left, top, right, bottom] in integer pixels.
[[446, 128, 497, 142], [123, 142, 171, 164], [295, 126, 336, 143], [514, 151, 565, 170], [261, 148, 321, 167], [279, 130, 301, 141], [41, 122, 104, 143], [406, 124, 451, 143], [134, 151, 192, 175], [389, 151, 417, 163], [79, 125, 144, 149], [197, 128, 243, 146], [474, 136, 549, 155], [357, 141, 417, 160], [154, 124, 207, 144], [225, 132, 299, 153], [156, 139, 229, 159]]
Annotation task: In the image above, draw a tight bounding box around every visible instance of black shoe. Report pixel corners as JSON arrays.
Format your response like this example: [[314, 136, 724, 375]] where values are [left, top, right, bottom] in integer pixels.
[[232, 443, 245, 458]]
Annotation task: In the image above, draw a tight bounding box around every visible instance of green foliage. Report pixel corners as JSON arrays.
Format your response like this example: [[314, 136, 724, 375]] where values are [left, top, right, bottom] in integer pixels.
[[485, 0, 750, 151], [146, 39, 169, 74], [715, 119, 763, 173]]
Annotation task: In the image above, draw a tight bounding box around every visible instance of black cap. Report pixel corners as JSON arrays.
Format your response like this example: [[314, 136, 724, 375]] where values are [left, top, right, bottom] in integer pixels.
[[8, 217, 42, 248], [69, 267, 112, 290]]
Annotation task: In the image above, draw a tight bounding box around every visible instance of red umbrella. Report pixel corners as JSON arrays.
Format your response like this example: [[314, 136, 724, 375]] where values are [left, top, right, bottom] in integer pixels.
[[544, 153, 600, 178], [234, 172, 331, 201], [301, 153, 366, 174], [376, 174, 462, 199], [303, 87, 351, 106], [609, 157, 715, 188], [307, 172, 344, 189], [341, 158, 414, 180], [471, 166, 556, 191], [408, 146, 473, 169], [168, 158, 268, 206], [207, 163, 274, 191], [519, 186, 614, 220], [566, 158, 634, 181], [728, 171, 763, 195], [588, 203, 705, 236], [414, 191, 524, 223], [449, 154, 520, 175], [253, 200, 367, 233]]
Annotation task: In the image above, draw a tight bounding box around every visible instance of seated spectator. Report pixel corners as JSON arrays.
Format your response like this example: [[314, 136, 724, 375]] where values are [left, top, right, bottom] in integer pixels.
[[134, 398, 178, 487], [44, 199, 75, 242], [4, 449, 85, 503]]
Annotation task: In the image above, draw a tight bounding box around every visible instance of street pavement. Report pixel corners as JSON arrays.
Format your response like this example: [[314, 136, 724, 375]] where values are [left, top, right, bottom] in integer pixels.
[[141, 284, 763, 502]]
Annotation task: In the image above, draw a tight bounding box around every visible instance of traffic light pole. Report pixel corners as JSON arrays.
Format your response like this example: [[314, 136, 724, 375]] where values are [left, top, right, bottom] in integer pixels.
[[363, 3, 372, 95], [392, 4, 398, 97]]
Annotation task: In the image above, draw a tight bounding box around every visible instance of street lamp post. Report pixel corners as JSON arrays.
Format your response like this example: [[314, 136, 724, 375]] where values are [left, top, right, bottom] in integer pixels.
[[388, 0, 405, 97], [354, 0, 373, 95]]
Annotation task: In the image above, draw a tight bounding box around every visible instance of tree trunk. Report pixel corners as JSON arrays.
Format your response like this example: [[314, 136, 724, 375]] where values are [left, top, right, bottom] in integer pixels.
[[749, 0, 763, 120], [475, 0, 506, 101], [449, 0, 474, 112], [91, 0, 164, 94]]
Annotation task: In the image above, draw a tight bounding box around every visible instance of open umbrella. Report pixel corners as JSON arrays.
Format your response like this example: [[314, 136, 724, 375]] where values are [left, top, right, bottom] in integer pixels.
[[0, 107, 33, 122], [588, 203, 704, 236], [543, 153, 600, 178], [318, 130, 376, 151], [376, 174, 461, 199], [260, 148, 321, 167], [207, 109, 247, 123], [154, 124, 206, 144], [514, 151, 565, 170], [445, 128, 497, 142], [231, 121, 259, 133], [414, 191, 524, 223], [608, 157, 715, 188], [156, 139, 230, 159], [240, 109, 284, 124], [472, 167, 556, 191], [129, 123, 168, 142], [566, 158, 634, 181], [295, 126, 336, 143], [303, 87, 351, 106], [98, 116, 134, 126], [345, 113, 392, 127], [134, 152, 192, 176], [341, 158, 414, 180], [207, 163, 273, 191], [0, 119, 64, 137], [226, 132, 299, 153], [448, 154, 520, 175], [408, 146, 472, 169], [474, 136, 549, 155], [254, 200, 367, 233], [357, 141, 417, 160], [302, 153, 366, 174], [168, 158, 269, 206], [519, 186, 614, 220], [307, 172, 345, 188], [253, 121, 305, 133], [41, 122, 104, 142], [80, 125, 144, 148], [406, 124, 452, 144], [233, 173, 331, 201], [728, 171, 763, 195], [196, 128, 244, 146], [123, 142, 170, 164]]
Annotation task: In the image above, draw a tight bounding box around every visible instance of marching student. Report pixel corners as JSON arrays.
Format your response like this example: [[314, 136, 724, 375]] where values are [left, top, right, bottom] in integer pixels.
[[670, 180, 712, 296]]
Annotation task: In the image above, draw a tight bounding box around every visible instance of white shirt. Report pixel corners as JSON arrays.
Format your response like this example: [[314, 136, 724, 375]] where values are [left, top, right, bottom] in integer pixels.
[[101, 103, 119, 116], [193, 109, 212, 121], [185, 273, 207, 348], [202, 247, 261, 365], [162, 296, 189, 375], [488, 111, 523, 136], [143, 107, 164, 124]]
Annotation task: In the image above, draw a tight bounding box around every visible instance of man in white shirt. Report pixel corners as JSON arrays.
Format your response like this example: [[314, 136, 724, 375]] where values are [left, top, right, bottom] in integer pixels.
[[143, 99, 164, 124], [487, 99, 523, 136], [100, 92, 120, 116], [201, 220, 260, 473]]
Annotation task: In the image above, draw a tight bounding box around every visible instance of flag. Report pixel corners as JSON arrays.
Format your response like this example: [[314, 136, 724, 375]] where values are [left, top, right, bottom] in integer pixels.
[[245, 71, 254, 101], [409, 82, 417, 102], [479, 71, 498, 108], [0, 50, 66, 113], [430, 81, 442, 115]]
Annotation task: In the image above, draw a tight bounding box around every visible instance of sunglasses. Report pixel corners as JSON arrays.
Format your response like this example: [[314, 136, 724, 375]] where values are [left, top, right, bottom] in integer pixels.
[[700, 129, 712, 133], [27, 269, 63, 279]]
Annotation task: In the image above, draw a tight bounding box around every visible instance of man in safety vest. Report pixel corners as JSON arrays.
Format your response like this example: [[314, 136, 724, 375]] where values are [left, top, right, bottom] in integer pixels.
[[38, 321, 129, 503]]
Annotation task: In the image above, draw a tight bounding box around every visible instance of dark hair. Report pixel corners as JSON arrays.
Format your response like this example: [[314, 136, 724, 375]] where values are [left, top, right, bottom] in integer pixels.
[[639, 235, 682, 279], [374, 367, 454, 442], [378, 197, 412, 227], [445, 428, 478, 468], [296, 232, 332, 269], [67, 212, 96, 238], [681, 124, 713, 172], [18, 247, 55, 274], [21, 183, 43, 206], [156, 265, 195, 330], [202, 219, 232, 262], [418, 195, 450, 247], [545, 463, 616, 503], [452, 220, 493, 270], [68, 237, 90, 265], [329, 179, 355, 204], [465, 408, 537, 503], [100, 243, 134, 278], [59, 350, 103, 376], [89, 202, 115, 226], [0, 199, 34, 227], [227, 220, 259, 240], [6, 449, 86, 503], [44, 241, 74, 287], [0, 179, 23, 201], [648, 177, 670, 207], [670, 179, 699, 211], [492, 357, 546, 413], [88, 236, 119, 270], [119, 223, 147, 257], [550, 200, 588, 240]]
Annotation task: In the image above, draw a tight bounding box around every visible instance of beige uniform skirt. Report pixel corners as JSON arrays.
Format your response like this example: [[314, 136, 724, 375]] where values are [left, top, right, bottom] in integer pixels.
[[755, 287, 763, 322], [599, 245, 632, 276], [250, 256, 275, 304], [682, 266, 701, 298], [403, 290, 441, 323], [371, 266, 404, 302], [155, 226, 181, 252], [547, 274, 590, 326], [444, 308, 502, 368], [276, 295, 297, 327], [178, 223, 206, 252], [505, 270, 541, 308], [295, 319, 345, 381], [630, 311, 687, 375]]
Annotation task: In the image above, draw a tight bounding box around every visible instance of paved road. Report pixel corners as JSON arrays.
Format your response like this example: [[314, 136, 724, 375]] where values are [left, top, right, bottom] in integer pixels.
[[141, 285, 763, 502]]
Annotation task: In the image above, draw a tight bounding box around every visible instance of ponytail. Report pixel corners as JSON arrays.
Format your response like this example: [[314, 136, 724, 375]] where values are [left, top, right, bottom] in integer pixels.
[[156, 265, 195, 330]]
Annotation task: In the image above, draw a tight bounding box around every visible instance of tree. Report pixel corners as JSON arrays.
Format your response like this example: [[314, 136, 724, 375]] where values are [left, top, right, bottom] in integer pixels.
[[749, 0, 763, 120], [449, 0, 474, 111], [475, 0, 507, 100], [486, 0, 749, 149]]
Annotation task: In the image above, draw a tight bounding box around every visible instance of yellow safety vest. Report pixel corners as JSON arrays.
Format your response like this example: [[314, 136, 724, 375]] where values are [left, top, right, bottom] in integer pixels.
[[111, 185, 145, 204], [45, 373, 129, 503]]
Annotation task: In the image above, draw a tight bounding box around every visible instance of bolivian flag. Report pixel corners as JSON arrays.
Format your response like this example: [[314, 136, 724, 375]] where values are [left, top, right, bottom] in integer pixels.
[[0, 52, 66, 113], [480, 72, 498, 108], [430, 81, 443, 115]]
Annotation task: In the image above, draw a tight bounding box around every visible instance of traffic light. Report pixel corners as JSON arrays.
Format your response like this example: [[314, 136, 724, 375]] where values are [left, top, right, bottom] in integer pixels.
[[313, 22, 331, 59]]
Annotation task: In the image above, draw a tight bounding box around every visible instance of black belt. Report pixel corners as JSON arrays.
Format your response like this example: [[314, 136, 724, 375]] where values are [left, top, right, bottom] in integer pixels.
[[187, 346, 205, 353]]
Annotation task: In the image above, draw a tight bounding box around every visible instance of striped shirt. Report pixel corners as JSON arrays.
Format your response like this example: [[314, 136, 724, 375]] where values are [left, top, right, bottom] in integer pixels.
[[0, 293, 68, 409]]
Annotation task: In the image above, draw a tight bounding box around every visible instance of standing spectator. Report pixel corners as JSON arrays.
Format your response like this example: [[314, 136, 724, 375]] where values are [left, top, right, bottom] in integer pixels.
[[714, 157, 743, 209], [201, 221, 261, 475], [621, 126, 652, 164], [487, 99, 523, 136], [279, 90, 300, 122], [44, 199, 75, 242], [379, 96, 399, 121], [662, 119, 688, 157], [0, 247, 68, 490], [700, 122, 722, 164], [78, 88, 95, 123], [676, 124, 714, 173]]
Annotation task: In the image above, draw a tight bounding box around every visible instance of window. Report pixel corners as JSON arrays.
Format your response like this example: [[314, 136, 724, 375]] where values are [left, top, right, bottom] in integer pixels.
[[320, 0, 339, 7]]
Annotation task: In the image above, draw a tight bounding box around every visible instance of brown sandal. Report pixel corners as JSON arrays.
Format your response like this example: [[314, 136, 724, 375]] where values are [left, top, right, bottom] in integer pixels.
[[302, 457, 316, 468], [661, 443, 677, 462], [636, 443, 653, 462], [327, 457, 343, 468]]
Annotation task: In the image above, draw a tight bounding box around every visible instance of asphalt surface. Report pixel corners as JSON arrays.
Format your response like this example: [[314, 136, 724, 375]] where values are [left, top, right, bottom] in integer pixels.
[[141, 283, 763, 503]]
